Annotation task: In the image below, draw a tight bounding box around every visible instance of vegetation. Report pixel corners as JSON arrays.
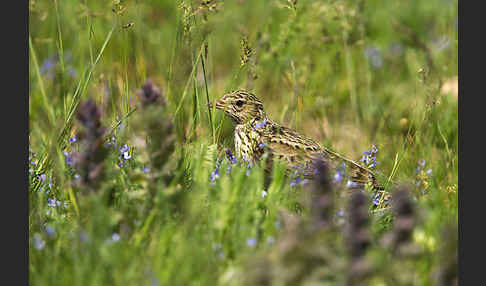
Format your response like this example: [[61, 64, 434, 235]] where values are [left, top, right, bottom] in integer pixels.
[[29, 0, 457, 285]]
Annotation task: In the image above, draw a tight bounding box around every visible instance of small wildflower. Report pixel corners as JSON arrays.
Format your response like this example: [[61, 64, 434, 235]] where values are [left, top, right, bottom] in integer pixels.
[[45, 225, 55, 237], [346, 180, 358, 189], [373, 194, 380, 206], [246, 238, 257, 247], [69, 136, 77, 143], [225, 149, 238, 164], [210, 169, 220, 184], [33, 233, 45, 250], [39, 174, 47, 182], [79, 231, 90, 243], [333, 170, 343, 182], [64, 152, 74, 167], [261, 190, 268, 198], [360, 145, 379, 169], [418, 159, 426, 168], [364, 46, 383, 69], [106, 136, 117, 148], [47, 199, 57, 207], [142, 166, 150, 173], [122, 151, 131, 160], [112, 233, 121, 242], [253, 118, 267, 130], [336, 209, 346, 217]]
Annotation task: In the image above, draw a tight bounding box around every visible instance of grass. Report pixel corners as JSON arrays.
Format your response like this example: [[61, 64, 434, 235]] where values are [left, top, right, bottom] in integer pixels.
[[29, 0, 457, 285]]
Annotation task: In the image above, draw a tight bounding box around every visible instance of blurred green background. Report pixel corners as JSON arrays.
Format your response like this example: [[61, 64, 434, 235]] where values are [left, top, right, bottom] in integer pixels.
[[29, 0, 457, 285]]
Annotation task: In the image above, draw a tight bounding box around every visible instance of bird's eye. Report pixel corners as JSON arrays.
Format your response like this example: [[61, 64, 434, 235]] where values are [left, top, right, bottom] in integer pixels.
[[235, 100, 245, 107]]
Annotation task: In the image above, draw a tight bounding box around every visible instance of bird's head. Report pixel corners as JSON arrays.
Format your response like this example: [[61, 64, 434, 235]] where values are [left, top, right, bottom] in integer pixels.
[[212, 90, 265, 124]]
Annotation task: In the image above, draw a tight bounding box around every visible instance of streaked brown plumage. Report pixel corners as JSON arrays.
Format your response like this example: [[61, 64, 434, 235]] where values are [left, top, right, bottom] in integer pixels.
[[213, 90, 382, 189]]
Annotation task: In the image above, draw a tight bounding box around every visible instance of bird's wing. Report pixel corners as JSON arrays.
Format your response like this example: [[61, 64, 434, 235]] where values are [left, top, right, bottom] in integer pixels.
[[259, 122, 324, 167], [259, 120, 382, 189]]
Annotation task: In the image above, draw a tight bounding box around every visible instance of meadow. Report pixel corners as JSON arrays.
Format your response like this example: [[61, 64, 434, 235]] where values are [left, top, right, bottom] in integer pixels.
[[29, 0, 458, 285]]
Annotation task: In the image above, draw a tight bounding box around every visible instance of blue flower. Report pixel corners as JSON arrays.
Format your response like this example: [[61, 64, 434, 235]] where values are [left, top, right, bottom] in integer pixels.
[[112, 233, 121, 242], [253, 118, 268, 130], [210, 169, 220, 182], [39, 174, 47, 182], [258, 143, 267, 149], [33, 233, 45, 250], [64, 152, 74, 167], [346, 180, 358, 189], [142, 166, 150, 173], [69, 136, 77, 143], [360, 145, 379, 169], [120, 144, 132, 160], [418, 159, 426, 168], [45, 225, 55, 237], [40, 57, 56, 80], [371, 145, 378, 154], [290, 177, 308, 187], [106, 136, 117, 148], [373, 194, 380, 206], [246, 238, 257, 247], [120, 144, 130, 154], [225, 149, 238, 164], [333, 171, 343, 182], [336, 210, 345, 217], [364, 46, 383, 69]]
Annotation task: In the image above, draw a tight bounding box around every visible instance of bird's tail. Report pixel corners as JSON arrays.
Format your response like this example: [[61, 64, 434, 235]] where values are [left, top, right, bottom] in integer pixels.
[[320, 148, 383, 190]]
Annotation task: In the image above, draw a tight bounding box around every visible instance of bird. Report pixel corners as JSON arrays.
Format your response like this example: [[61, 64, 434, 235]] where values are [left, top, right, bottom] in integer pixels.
[[211, 89, 382, 190]]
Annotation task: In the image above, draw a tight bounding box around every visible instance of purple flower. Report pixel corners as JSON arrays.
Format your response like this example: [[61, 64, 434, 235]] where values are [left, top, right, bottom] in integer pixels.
[[33, 233, 45, 250], [361, 145, 379, 169], [290, 177, 309, 187], [225, 149, 238, 164], [253, 118, 267, 130], [47, 199, 57, 207], [45, 225, 55, 237], [246, 238, 257, 247], [119, 144, 132, 160], [39, 174, 47, 182], [364, 46, 383, 69], [106, 136, 117, 148], [346, 180, 358, 189], [64, 152, 74, 167], [371, 145, 378, 154], [142, 166, 150, 173], [258, 143, 267, 149], [69, 136, 77, 143], [210, 169, 220, 182], [333, 170, 343, 182], [40, 57, 56, 80], [112, 233, 120, 242], [373, 194, 380, 206]]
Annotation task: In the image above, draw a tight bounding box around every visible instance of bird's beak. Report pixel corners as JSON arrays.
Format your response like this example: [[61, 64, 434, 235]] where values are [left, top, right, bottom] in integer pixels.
[[214, 99, 225, 110]]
